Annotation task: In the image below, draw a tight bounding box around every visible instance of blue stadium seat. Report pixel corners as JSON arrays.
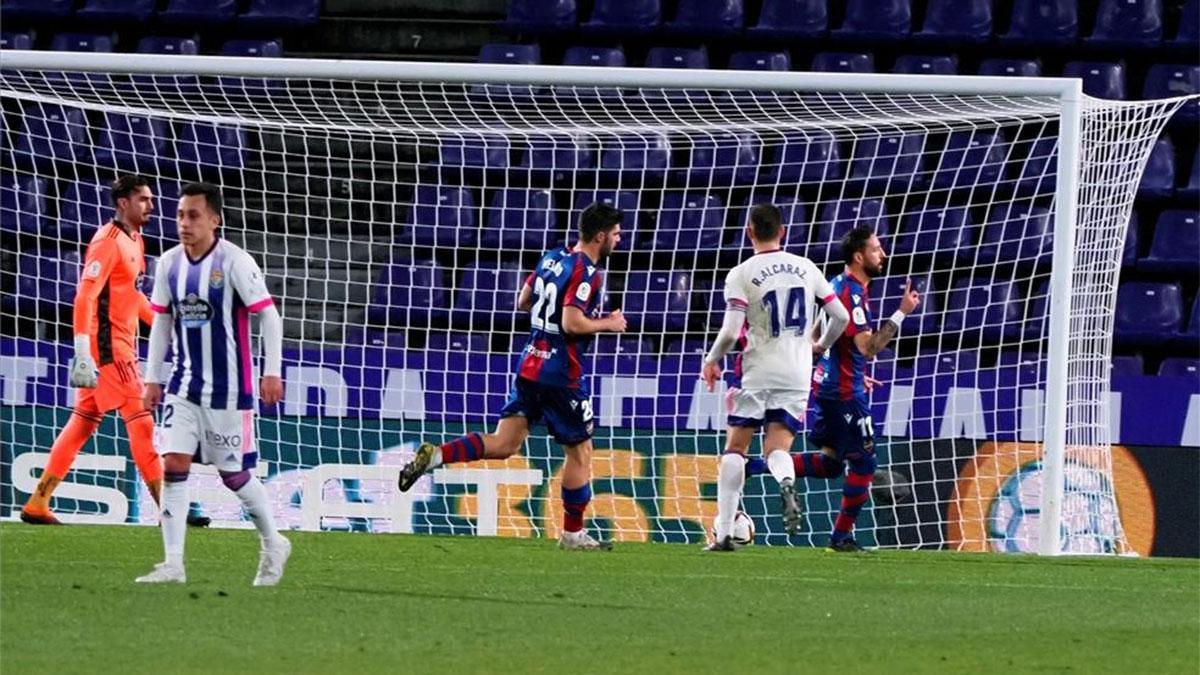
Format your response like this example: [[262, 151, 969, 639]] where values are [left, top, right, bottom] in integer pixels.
[[239, 0, 320, 29], [1110, 354, 1145, 377], [1176, 0, 1199, 43], [810, 52, 875, 73], [933, 130, 1008, 192], [915, 349, 980, 376], [942, 278, 1024, 341], [454, 264, 526, 328], [135, 38, 202, 92], [59, 182, 110, 243], [426, 332, 490, 354], [1087, 0, 1163, 46], [369, 259, 450, 326], [1003, 0, 1078, 45], [877, 274, 939, 335], [0, 175, 49, 237], [145, 178, 182, 241], [746, 0, 827, 39], [407, 186, 478, 248], [681, 131, 761, 184], [160, 0, 237, 25], [137, 37, 199, 55], [76, 0, 155, 22], [847, 133, 927, 192], [1, 0, 72, 19], [763, 132, 844, 184], [583, 0, 660, 36], [736, 196, 808, 251], [0, 33, 34, 50], [1015, 137, 1057, 196], [1122, 212, 1140, 268], [14, 251, 79, 315], [811, 199, 889, 265], [892, 207, 976, 262], [563, 46, 625, 67], [599, 133, 671, 182], [997, 350, 1047, 383], [503, 0, 577, 34], [439, 134, 511, 173], [836, 0, 911, 40], [978, 58, 1042, 77], [652, 193, 727, 252], [480, 189, 558, 250], [593, 336, 652, 357], [176, 122, 247, 178], [476, 44, 542, 98], [221, 39, 283, 57], [13, 103, 91, 168], [1143, 64, 1200, 124], [623, 271, 693, 332], [976, 205, 1053, 266], [1022, 281, 1051, 340], [50, 33, 113, 52], [728, 51, 790, 71], [573, 191, 641, 239], [892, 55, 958, 75], [1158, 357, 1200, 378], [93, 113, 173, 174], [1141, 210, 1199, 274], [919, 0, 992, 43], [1062, 61, 1126, 99], [1137, 136, 1176, 198], [664, 0, 744, 37], [644, 46, 709, 69], [1183, 148, 1200, 200], [1180, 295, 1200, 344], [1113, 281, 1183, 347], [520, 135, 596, 183]]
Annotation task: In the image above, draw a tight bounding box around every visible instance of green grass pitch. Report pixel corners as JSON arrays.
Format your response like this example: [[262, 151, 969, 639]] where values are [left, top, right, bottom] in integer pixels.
[[1, 523, 1196, 674]]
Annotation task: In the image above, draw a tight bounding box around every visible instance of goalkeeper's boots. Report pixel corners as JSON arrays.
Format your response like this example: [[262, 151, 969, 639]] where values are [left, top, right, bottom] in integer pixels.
[[187, 514, 212, 528], [558, 529, 612, 551], [398, 442, 437, 492], [779, 478, 802, 536], [826, 537, 866, 553], [703, 535, 736, 552], [135, 562, 186, 584], [253, 535, 292, 587], [19, 506, 63, 526]]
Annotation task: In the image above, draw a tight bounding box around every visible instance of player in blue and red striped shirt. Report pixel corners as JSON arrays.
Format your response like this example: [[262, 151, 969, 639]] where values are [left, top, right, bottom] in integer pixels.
[[803, 226, 919, 551], [398, 202, 627, 550]]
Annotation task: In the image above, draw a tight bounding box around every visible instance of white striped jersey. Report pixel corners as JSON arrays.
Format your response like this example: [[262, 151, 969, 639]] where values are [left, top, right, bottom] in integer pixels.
[[148, 238, 274, 410]]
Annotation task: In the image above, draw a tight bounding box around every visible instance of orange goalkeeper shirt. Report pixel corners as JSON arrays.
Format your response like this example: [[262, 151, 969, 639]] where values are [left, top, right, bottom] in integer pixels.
[[74, 221, 154, 365]]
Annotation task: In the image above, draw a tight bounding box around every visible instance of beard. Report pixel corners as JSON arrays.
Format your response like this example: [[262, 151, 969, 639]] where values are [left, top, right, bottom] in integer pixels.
[[865, 259, 886, 278]]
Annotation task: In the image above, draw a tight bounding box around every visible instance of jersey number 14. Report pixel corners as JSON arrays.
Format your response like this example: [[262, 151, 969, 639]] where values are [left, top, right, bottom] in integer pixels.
[[762, 287, 808, 337]]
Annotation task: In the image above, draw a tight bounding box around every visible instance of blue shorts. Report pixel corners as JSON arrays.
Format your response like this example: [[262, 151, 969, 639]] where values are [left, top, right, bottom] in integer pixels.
[[808, 398, 875, 461], [499, 377, 594, 445]]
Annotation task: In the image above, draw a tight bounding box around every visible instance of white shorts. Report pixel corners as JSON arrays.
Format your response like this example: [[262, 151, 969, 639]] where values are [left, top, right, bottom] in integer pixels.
[[725, 387, 809, 433], [157, 394, 258, 473]]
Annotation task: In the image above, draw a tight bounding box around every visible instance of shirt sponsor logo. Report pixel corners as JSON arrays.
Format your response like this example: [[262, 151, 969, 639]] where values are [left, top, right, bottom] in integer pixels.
[[179, 293, 214, 328]]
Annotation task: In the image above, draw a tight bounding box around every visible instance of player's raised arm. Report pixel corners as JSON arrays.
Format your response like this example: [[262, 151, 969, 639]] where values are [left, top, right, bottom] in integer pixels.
[[69, 239, 121, 388], [854, 279, 920, 358]]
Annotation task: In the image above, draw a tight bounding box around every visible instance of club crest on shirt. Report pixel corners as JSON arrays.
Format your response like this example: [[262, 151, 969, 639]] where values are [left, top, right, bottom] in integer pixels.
[[209, 269, 224, 289], [85, 260, 102, 278]]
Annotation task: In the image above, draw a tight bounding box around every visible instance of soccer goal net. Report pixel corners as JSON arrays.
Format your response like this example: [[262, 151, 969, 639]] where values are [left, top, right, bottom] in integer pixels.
[[1, 52, 1191, 554]]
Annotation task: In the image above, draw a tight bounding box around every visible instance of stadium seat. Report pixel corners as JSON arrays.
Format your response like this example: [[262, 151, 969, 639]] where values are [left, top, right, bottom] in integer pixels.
[[369, 259, 450, 326], [976, 205, 1053, 267], [1113, 281, 1183, 347], [476, 44, 542, 98], [997, 350, 1048, 382], [847, 133, 927, 192], [1122, 212, 1140, 268], [746, 0, 827, 39], [919, 0, 992, 43], [176, 122, 248, 178], [622, 271, 693, 332], [877, 274, 939, 335], [644, 46, 709, 70], [891, 207, 976, 262], [1143, 64, 1200, 124], [1176, 0, 1199, 43], [573, 191, 641, 240], [426, 332, 490, 354], [892, 55, 959, 75], [681, 131, 761, 185], [59, 182, 111, 243], [134, 37, 202, 92], [137, 37, 199, 55], [1158, 357, 1200, 378], [453, 264, 526, 328], [1110, 354, 1145, 377], [811, 199, 890, 265], [15, 251, 79, 315], [594, 336, 653, 357], [736, 196, 807, 251], [220, 39, 283, 57], [439, 134, 511, 173], [502, 0, 577, 34], [915, 349, 980, 377], [160, 0, 238, 25], [1062, 62, 1127, 99], [728, 51, 790, 71], [1, 0, 72, 19], [520, 135, 596, 183], [664, 0, 744, 37], [599, 132, 671, 182], [1087, 0, 1163, 46], [1180, 295, 1200, 344], [1137, 136, 1176, 198], [0, 175, 49, 237], [933, 131, 1008, 192], [480, 189, 557, 250], [941, 278, 1024, 341], [1015, 137, 1057, 196], [1141, 210, 1199, 274], [836, 0, 912, 40], [93, 113, 173, 174], [76, 0, 155, 22], [239, 0, 321, 29], [563, 46, 625, 68], [1003, 0, 1079, 44], [13, 103, 91, 168], [1183, 148, 1200, 200], [145, 179, 182, 241], [978, 59, 1042, 77], [0, 33, 34, 50], [652, 193, 727, 252], [49, 33, 113, 52], [407, 186, 478, 248], [810, 52, 875, 73], [763, 132, 844, 184], [582, 0, 660, 36]]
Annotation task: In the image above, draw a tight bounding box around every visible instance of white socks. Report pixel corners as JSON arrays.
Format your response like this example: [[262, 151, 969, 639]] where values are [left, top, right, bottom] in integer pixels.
[[715, 453, 746, 540], [767, 449, 796, 485], [235, 477, 282, 546], [161, 479, 189, 567]]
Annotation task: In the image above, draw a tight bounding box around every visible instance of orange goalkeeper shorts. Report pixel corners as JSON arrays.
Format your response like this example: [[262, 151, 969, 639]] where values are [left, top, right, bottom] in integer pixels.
[[77, 359, 144, 414]]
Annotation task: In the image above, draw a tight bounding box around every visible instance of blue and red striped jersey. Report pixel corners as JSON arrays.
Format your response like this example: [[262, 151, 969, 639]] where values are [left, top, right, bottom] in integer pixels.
[[517, 247, 604, 390], [813, 272, 873, 404]]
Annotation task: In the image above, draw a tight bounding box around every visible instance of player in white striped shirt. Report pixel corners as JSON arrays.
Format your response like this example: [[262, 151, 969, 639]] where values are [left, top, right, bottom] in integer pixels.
[[136, 182, 291, 586]]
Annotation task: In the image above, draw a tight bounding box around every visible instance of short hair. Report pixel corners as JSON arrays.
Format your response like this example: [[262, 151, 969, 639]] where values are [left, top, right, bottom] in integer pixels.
[[179, 182, 223, 216], [749, 203, 782, 241], [842, 226, 875, 265], [110, 174, 151, 206], [579, 202, 623, 241]]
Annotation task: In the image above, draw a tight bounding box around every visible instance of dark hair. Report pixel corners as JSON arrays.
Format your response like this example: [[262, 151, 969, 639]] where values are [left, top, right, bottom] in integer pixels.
[[842, 225, 875, 265], [579, 201, 623, 241], [180, 182, 223, 216], [110, 174, 151, 206], [749, 203, 782, 241]]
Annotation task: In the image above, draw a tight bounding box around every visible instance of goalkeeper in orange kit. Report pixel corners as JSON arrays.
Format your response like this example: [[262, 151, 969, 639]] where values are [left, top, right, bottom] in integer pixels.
[[22, 175, 189, 525]]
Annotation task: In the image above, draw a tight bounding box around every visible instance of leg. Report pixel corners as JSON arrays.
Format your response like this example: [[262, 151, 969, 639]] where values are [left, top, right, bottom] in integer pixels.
[[21, 393, 103, 523], [795, 399, 845, 479], [219, 468, 290, 586], [829, 401, 877, 551], [398, 416, 531, 492], [560, 437, 593, 535], [135, 452, 191, 584], [763, 420, 800, 535], [119, 397, 163, 505], [709, 424, 754, 550]]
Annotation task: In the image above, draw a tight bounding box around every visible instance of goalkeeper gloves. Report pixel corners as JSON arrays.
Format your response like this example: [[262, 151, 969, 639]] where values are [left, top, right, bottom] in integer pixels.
[[69, 334, 99, 388]]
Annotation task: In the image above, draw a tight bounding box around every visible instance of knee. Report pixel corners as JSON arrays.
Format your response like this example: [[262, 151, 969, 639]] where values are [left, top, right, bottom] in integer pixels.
[[163, 454, 190, 477], [846, 452, 877, 475], [720, 452, 746, 477], [219, 470, 251, 492]]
